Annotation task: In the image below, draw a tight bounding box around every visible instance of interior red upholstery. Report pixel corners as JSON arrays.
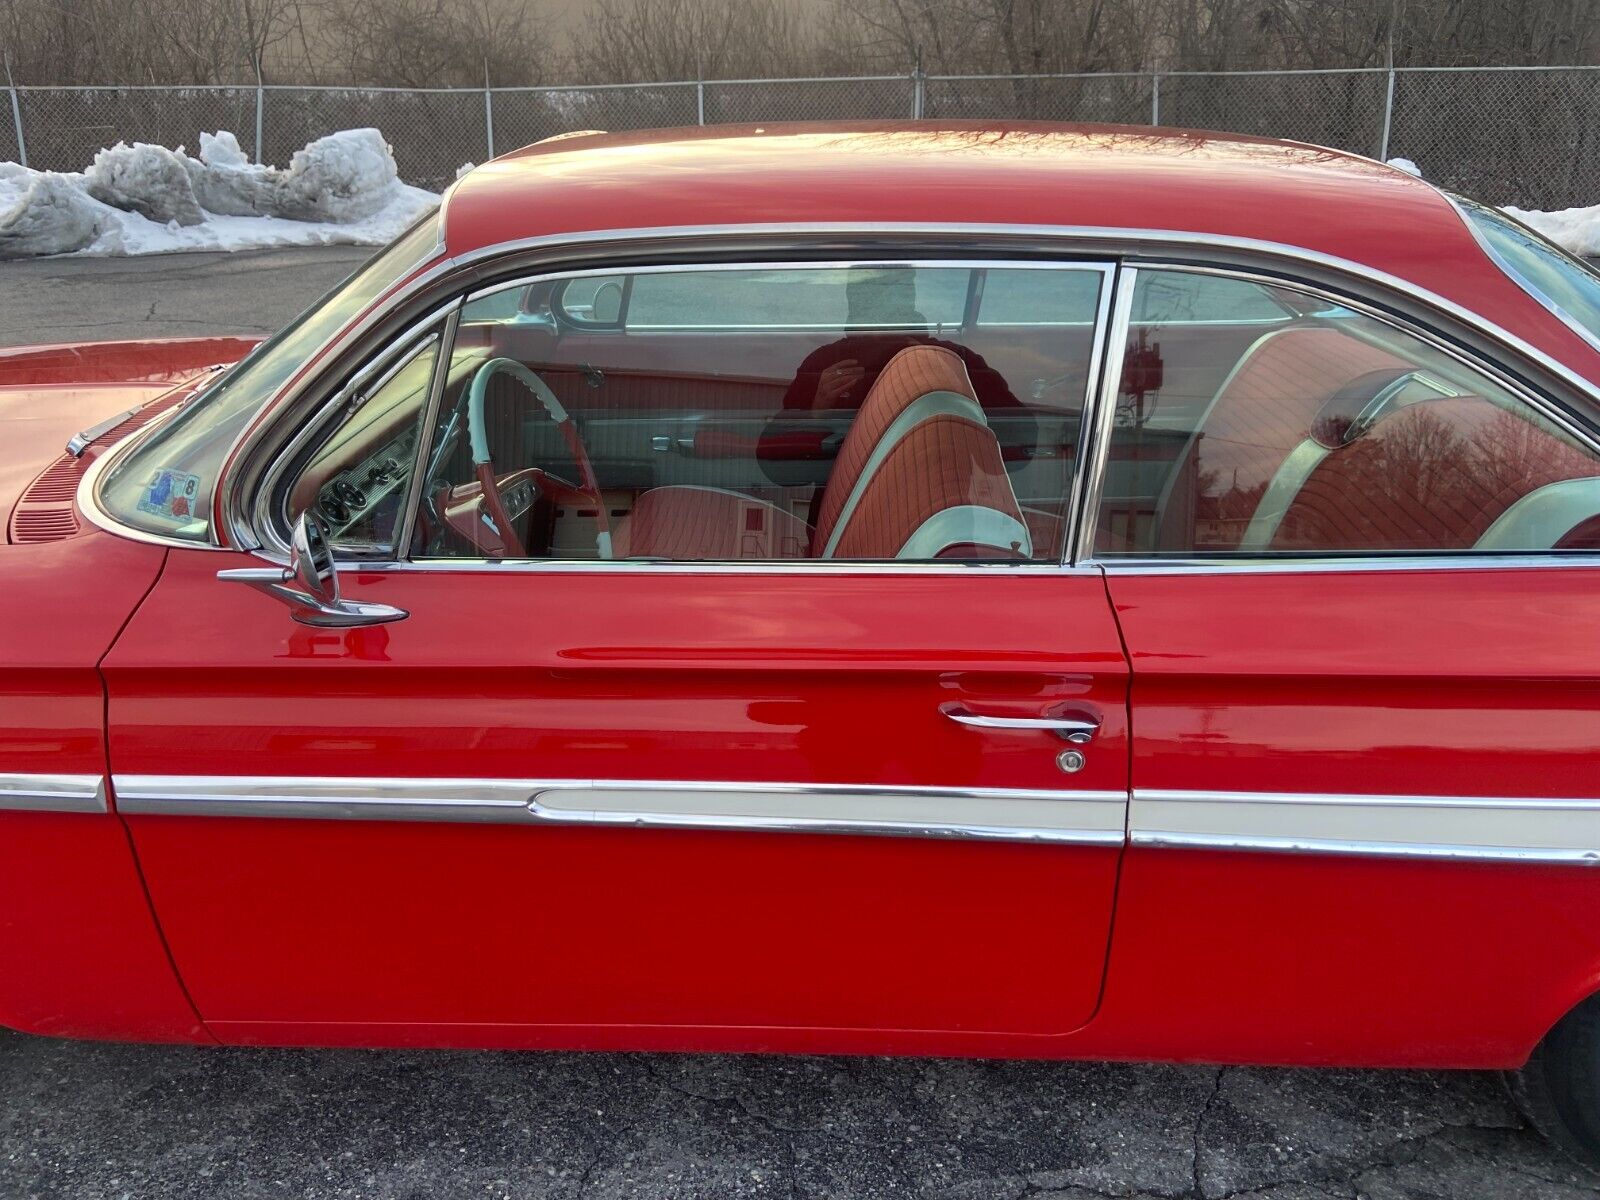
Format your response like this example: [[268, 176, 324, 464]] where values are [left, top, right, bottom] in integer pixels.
[[619, 344, 997, 560], [828, 415, 1027, 559], [810, 345, 981, 554], [1156, 325, 1407, 551], [1273, 397, 1600, 551], [611, 486, 811, 560]]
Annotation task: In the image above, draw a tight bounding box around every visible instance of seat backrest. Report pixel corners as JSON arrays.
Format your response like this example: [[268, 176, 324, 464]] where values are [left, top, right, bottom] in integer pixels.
[[811, 344, 983, 554], [1154, 325, 1408, 552], [1272, 395, 1600, 551], [826, 412, 1031, 559]]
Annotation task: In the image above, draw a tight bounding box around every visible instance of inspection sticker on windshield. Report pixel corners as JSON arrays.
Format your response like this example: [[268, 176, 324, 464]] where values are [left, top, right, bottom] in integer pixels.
[[136, 468, 203, 523]]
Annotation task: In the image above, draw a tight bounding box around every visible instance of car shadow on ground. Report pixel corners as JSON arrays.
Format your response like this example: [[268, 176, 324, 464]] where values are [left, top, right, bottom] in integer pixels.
[[1, 1030, 1595, 1199]]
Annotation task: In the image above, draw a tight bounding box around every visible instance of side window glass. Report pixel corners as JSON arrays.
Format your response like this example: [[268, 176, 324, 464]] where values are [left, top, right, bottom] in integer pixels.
[[1095, 269, 1600, 557], [291, 330, 442, 555], [411, 263, 1108, 563]]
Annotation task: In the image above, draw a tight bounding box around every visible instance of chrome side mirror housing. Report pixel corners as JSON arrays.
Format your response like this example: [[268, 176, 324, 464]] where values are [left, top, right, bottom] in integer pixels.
[[218, 513, 409, 628]]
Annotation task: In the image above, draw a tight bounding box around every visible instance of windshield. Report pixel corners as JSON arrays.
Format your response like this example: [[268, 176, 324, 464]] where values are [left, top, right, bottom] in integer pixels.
[[1457, 195, 1600, 349], [98, 212, 442, 543]]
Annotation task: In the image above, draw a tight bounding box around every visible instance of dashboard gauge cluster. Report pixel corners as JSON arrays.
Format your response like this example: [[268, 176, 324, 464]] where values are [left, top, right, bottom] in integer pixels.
[[317, 430, 416, 536]]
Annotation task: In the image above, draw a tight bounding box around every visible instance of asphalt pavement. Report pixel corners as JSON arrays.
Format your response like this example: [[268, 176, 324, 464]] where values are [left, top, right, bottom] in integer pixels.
[[1, 246, 1596, 1200]]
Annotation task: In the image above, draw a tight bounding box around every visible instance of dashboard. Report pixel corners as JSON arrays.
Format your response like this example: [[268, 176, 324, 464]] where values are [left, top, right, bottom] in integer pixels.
[[316, 428, 417, 540]]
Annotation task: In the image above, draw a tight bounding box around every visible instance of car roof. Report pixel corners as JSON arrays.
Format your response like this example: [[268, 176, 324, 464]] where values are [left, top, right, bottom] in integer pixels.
[[444, 121, 1451, 255], [436, 121, 1598, 375]]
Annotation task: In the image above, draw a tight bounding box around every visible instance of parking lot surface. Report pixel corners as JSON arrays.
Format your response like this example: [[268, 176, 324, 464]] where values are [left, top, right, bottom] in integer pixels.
[[2, 247, 1597, 1200]]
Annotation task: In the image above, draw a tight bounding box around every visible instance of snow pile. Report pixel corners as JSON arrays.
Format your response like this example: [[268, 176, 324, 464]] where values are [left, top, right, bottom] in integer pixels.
[[1385, 156, 1422, 177], [0, 128, 439, 259], [1504, 205, 1600, 258]]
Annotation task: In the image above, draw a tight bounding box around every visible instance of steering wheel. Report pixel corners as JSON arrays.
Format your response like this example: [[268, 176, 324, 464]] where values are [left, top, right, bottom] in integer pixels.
[[463, 357, 611, 559]]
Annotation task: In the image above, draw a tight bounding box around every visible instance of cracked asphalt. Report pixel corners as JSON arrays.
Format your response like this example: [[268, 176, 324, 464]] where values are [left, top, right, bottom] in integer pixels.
[[2, 247, 1598, 1200]]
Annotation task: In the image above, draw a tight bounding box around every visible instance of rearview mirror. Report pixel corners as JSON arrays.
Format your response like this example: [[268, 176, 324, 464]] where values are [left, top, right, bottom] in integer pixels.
[[217, 512, 409, 628]]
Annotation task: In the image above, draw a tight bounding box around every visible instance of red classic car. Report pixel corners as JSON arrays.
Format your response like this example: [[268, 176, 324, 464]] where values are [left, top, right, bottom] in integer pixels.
[[5, 123, 1600, 1165]]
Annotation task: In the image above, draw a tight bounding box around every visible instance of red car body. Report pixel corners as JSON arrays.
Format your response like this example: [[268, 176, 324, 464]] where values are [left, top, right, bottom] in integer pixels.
[[2, 123, 1598, 1071]]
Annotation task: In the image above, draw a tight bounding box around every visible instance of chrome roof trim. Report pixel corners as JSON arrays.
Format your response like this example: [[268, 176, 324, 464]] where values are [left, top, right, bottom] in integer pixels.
[[0, 773, 106, 814], [218, 221, 1600, 560]]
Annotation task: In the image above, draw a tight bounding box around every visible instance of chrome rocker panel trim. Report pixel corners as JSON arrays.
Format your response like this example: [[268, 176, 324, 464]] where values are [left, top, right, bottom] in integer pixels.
[[0, 773, 107, 814], [112, 776, 1128, 845]]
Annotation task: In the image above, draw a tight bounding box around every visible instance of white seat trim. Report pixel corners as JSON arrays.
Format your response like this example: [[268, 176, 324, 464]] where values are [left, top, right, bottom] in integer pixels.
[[894, 504, 1032, 560], [1474, 476, 1600, 550], [1238, 438, 1332, 551], [821, 388, 987, 557]]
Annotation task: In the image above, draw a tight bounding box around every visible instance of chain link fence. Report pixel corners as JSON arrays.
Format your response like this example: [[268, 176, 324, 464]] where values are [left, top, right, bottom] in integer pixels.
[[6, 66, 1600, 209]]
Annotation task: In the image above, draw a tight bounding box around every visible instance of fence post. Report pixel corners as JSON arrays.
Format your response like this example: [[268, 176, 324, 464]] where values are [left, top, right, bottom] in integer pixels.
[[483, 60, 495, 159], [1151, 72, 1161, 125], [696, 79, 705, 125], [6, 54, 25, 168], [912, 69, 925, 118], [252, 57, 264, 165], [1378, 66, 1395, 161]]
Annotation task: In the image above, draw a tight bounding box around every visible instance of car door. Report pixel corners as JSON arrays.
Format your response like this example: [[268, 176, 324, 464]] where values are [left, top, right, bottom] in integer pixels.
[[105, 256, 1132, 1050], [1084, 264, 1600, 1066]]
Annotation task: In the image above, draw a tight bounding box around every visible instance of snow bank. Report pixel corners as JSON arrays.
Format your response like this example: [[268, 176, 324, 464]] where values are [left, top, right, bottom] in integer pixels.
[[0, 128, 439, 260], [1385, 156, 1422, 177], [1504, 205, 1600, 259]]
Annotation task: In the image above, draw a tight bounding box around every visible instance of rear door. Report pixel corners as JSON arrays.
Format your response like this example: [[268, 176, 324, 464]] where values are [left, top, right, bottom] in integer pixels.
[[107, 255, 1133, 1049], [1087, 265, 1600, 1063]]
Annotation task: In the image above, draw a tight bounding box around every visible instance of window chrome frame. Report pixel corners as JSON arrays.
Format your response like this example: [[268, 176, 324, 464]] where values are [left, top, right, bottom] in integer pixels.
[[1075, 260, 1600, 572], [259, 255, 1118, 571], [199, 222, 1600, 576], [253, 304, 460, 560]]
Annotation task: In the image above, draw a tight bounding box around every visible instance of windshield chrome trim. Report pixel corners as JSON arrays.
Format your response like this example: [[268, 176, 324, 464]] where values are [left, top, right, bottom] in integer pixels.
[[1444, 192, 1600, 358], [218, 222, 1600, 561]]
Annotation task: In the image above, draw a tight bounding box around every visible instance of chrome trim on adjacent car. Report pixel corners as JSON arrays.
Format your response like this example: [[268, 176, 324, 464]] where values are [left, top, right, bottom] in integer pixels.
[[1131, 789, 1600, 865], [111, 775, 1128, 844], [0, 774, 107, 814]]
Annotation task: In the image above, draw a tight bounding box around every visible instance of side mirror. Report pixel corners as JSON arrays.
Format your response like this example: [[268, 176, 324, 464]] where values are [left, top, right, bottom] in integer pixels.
[[218, 512, 409, 628]]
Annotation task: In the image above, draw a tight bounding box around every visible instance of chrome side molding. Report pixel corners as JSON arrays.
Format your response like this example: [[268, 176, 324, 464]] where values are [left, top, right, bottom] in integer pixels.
[[1132, 789, 1600, 866], [111, 775, 1128, 845], [108, 775, 1600, 865], [0, 774, 107, 814]]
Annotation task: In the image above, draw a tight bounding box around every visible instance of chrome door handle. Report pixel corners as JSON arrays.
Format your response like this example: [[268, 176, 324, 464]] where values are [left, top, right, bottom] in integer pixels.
[[939, 703, 1100, 743]]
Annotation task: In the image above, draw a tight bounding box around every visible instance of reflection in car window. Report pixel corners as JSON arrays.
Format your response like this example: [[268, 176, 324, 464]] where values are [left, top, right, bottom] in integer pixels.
[[978, 270, 1101, 326], [410, 263, 1107, 564], [1095, 268, 1600, 557], [625, 268, 970, 331], [1458, 196, 1600, 346], [1131, 272, 1288, 324], [98, 211, 441, 544]]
